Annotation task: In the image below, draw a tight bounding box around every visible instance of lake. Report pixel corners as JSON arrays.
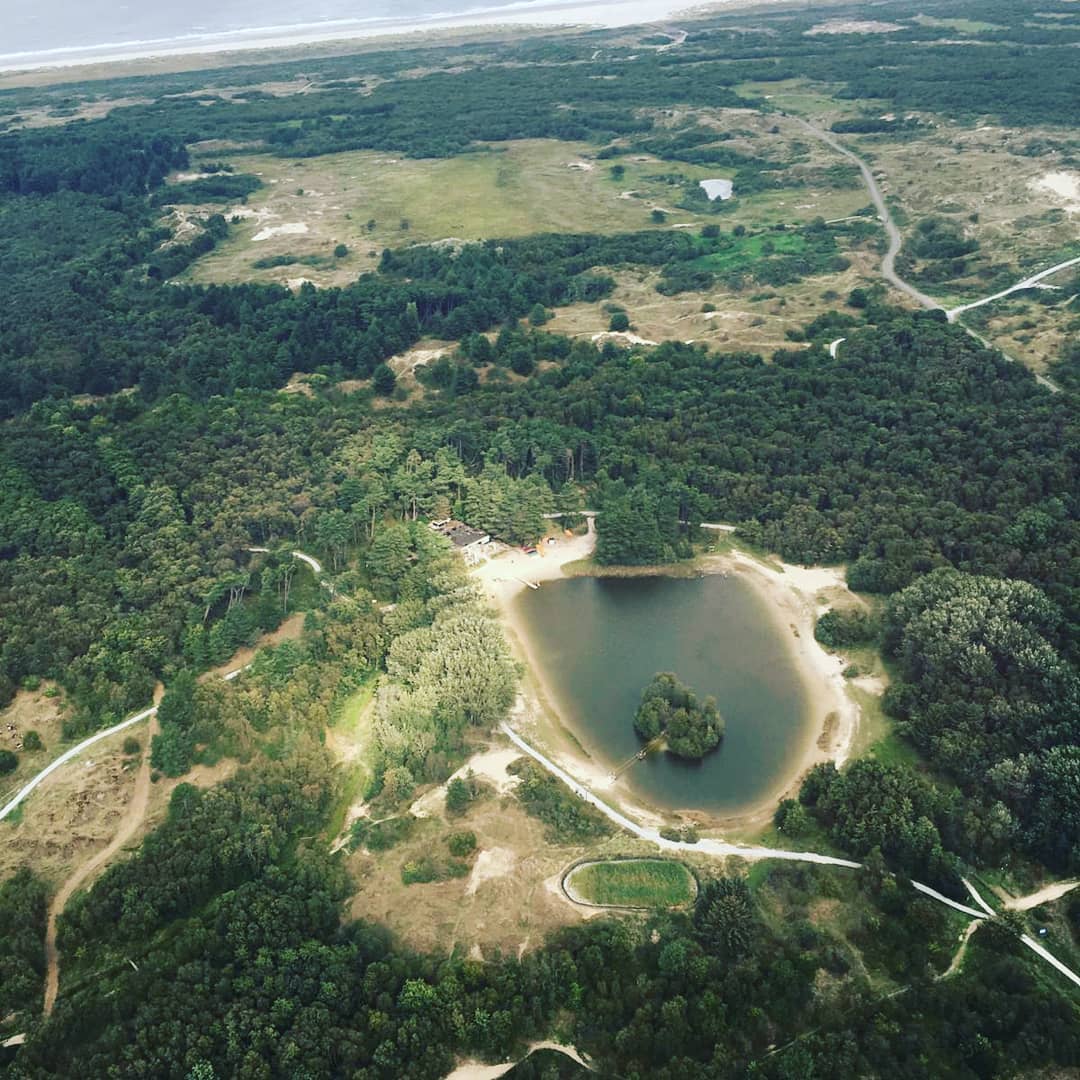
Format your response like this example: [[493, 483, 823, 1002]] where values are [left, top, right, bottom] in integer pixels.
[[513, 573, 815, 814]]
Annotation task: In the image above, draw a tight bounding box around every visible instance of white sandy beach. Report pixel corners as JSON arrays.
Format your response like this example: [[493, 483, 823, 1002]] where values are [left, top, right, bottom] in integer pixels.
[[0, 0, 735, 75]]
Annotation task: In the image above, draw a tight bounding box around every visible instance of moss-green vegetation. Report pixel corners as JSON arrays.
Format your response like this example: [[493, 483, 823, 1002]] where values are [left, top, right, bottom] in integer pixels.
[[566, 859, 696, 908], [507, 758, 613, 844]]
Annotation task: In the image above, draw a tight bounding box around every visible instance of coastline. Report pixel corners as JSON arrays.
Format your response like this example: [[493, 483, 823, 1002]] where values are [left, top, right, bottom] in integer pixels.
[[0, 0, 721, 78], [474, 535, 865, 836]]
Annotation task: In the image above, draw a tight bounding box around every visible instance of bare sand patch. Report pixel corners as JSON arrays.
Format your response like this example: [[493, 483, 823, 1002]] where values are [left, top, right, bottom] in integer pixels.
[[806, 19, 903, 35], [251, 221, 309, 242], [457, 747, 524, 795], [1030, 171, 1080, 212], [445, 1042, 590, 1080], [467, 847, 517, 895], [590, 330, 657, 346], [387, 342, 454, 379], [724, 551, 861, 774], [410, 745, 524, 818]]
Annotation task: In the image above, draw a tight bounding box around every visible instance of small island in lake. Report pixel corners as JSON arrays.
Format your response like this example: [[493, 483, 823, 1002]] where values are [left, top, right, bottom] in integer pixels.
[[633, 672, 724, 760]]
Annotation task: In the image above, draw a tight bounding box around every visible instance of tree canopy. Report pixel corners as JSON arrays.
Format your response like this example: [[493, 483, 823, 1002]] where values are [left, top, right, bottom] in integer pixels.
[[634, 672, 724, 759]]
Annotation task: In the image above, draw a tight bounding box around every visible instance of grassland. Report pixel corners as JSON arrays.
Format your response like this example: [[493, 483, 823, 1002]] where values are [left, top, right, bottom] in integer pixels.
[[325, 675, 379, 842], [179, 139, 724, 287], [565, 858, 697, 909], [974, 292, 1080, 375], [171, 124, 870, 288]]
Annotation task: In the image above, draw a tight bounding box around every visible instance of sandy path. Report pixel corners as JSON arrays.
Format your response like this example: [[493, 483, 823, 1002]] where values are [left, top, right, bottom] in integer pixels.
[[794, 119, 941, 312], [42, 715, 159, 1015], [445, 1041, 590, 1079], [946, 256, 1080, 321], [795, 120, 1062, 394], [509, 721, 1080, 990], [500, 721, 862, 869], [940, 919, 981, 980], [1004, 880, 1080, 912]]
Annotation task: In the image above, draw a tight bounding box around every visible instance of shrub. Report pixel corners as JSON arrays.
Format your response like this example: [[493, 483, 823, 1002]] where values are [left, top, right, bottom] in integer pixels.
[[447, 830, 477, 857], [401, 857, 441, 885], [0, 749, 17, 775], [507, 759, 613, 843], [372, 363, 397, 396], [123, 736, 142, 755], [21, 730, 42, 752], [348, 815, 416, 853], [814, 608, 880, 649]]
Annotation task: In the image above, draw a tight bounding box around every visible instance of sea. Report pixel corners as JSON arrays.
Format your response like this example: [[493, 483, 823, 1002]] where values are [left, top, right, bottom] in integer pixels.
[[2, 0, 689, 70]]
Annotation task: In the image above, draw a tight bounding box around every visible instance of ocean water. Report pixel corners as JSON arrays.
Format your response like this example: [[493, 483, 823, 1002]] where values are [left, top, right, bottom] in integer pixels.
[[5, 0, 453, 57], [2, 0, 676, 67]]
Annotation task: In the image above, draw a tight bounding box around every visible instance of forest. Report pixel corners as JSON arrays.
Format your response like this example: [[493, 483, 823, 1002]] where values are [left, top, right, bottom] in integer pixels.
[[2, 0, 1080, 1074]]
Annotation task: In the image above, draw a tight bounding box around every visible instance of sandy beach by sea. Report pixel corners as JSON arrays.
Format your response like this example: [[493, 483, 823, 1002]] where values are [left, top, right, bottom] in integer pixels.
[[0, 0, 736, 78], [472, 527, 864, 834]]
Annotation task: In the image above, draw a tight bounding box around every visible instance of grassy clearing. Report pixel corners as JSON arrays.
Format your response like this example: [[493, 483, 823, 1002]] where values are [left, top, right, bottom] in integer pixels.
[[978, 293, 1080, 374], [175, 126, 868, 288], [324, 676, 379, 839], [735, 79, 883, 123], [180, 139, 722, 287], [345, 791, 597, 957], [686, 230, 807, 271], [566, 858, 696, 908]]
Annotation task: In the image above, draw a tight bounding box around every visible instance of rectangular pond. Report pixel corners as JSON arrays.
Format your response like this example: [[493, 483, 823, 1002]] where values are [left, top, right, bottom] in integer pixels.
[[513, 573, 816, 815]]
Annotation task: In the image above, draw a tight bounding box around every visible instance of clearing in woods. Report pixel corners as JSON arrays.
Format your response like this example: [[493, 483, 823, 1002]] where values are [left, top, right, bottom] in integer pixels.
[[565, 858, 697, 909], [175, 133, 870, 289], [178, 139, 720, 287]]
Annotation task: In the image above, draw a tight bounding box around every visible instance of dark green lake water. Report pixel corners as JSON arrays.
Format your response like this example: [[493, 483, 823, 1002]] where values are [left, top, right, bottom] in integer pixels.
[[513, 574, 814, 814]]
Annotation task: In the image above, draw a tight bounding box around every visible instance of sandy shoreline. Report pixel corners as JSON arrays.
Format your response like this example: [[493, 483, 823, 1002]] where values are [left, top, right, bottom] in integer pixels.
[[0, 0, 734, 78], [474, 533, 865, 836]]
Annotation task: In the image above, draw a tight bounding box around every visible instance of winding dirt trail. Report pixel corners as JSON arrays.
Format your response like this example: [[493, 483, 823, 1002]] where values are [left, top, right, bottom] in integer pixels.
[[42, 715, 159, 1015], [1004, 880, 1080, 912], [795, 119, 1063, 393], [793, 118, 941, 311]]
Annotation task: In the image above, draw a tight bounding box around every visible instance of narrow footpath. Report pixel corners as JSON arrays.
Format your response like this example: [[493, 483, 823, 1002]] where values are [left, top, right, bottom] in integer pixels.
[[795, 119, 1064, 393]]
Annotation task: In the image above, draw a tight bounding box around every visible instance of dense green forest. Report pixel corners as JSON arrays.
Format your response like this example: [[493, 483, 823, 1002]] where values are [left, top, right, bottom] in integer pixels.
[[2, 0, 1080, 1074]]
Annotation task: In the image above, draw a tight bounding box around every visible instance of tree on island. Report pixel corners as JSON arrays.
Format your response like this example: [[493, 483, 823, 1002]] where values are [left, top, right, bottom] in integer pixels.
[[633, 672, 724, 760]]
